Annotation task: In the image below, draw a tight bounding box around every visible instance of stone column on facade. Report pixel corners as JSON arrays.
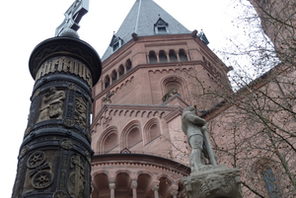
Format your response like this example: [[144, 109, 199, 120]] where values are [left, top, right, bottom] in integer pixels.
[[11, 36, 101, 198], [169, 184, 179, 198], [131, 179, 138, 198], [152, 183, 160, 198], [109, 182, 116, 198]]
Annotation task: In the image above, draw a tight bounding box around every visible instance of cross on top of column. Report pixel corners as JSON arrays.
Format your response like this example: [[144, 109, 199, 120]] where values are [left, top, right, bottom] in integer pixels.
[[55, 0, 89, 37]]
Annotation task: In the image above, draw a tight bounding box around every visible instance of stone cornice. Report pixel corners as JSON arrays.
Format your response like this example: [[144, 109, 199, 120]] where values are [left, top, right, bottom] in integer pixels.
[[92, 104, 182, 129], [102, 34, 194, 65], [92, 153, 190, 177]]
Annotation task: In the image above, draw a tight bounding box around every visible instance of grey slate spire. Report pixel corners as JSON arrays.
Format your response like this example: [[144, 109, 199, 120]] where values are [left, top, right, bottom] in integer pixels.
[[102, 0, 190, 60]]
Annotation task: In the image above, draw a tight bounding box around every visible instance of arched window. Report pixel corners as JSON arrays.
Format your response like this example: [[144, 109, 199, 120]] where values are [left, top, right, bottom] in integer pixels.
[[169, 50, 178, 62], [162, 77, 183, 102], [127, 126, 141, 148], [159, 176, 172, 198], [121, 121, 142, 150], [148, 51, 157, 64], [99, 127, 119, 153], [104, 75, 110, 89], [159, 50, 168, 63], [253, 159, 282, 198], [118, 64, 125, 76], [111, 70, 117, 82], [126, 59, 132, 71], [179, 49, 188, 61], [115, 173, 130, 191], [103, 133, 118, 153], [261, 168, 282, 198], [137, 174, 153, 197], [144, 118, 161, 144], [93, 173, 109, 198]]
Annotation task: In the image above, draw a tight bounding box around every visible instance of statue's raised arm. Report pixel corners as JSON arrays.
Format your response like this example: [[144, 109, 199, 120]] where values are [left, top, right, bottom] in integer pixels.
[[55, 0, 89, 37]]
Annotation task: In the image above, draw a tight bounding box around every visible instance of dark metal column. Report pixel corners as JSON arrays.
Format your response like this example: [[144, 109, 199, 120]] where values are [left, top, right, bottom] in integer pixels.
[[12, 36, 101, 198]]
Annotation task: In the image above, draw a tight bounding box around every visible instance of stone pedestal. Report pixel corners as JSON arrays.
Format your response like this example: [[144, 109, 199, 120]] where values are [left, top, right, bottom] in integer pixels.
[[182, 166, 242, 198]]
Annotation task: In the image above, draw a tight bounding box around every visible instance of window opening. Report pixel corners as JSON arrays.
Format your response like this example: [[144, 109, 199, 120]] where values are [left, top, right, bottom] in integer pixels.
[[111, 70, 117, 82], [118, 65, 125, 76], [154, 18, 169, 34], [262, 168, 282, 198], [169, 50, 178, 62], [179, 49, 188, 61], [159, 50, 168, 63], [104, 75, 110, 88], [148, 51, 158, 63], [126, 59, 132, 71]]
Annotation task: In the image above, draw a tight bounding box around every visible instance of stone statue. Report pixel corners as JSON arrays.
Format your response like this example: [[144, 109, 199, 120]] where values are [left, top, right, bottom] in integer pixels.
[[182, 106, 217, 173], [182, 107, 242, 198], [55, 0, 89, 37]]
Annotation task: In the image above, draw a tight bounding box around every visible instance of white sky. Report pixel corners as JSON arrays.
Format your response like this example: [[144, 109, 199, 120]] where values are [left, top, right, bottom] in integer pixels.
[[0, 0, 256, 196]]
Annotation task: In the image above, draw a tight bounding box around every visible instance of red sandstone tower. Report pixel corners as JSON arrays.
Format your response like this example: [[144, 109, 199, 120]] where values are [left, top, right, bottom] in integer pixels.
[[91, 0, 232, 197]]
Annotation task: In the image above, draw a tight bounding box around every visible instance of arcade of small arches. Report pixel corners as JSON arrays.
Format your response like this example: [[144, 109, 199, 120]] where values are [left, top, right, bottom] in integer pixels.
[[104, 59, 132, 89], [103, 49, 189, 90], [92, 171, 180, 198], [97, 118, 161, 154], [148, 49, 188, 64]]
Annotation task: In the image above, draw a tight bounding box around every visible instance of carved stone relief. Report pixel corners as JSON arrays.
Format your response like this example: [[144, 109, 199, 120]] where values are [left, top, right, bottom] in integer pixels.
[[53, 190, 70, 198], [60, 139, 74, 150], [27, 151, 46, 169], [26, 151, 53, 190], [37, 88, 65, 123], [74, 96, 87, 128], [68, 155, 85, 198], [32, 171, 53, 189], [35, 56, 92, 86]]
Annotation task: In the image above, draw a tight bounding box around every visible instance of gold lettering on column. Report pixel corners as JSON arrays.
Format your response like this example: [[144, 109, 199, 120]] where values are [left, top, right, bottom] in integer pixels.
[[36, 56, 93, 86]]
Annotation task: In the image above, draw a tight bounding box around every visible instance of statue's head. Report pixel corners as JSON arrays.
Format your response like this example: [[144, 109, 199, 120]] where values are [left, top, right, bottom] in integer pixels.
[[182, 106, 196, 118], [183, 106, 196, 113]]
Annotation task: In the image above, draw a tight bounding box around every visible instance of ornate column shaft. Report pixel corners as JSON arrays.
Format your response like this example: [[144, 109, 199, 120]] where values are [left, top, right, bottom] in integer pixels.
[[11, 37, 101, 198], [169, 184, 178, 198]]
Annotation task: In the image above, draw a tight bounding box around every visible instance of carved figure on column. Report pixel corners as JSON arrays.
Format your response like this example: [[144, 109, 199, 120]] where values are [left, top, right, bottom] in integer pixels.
[[74, 96, 87, 128], [38, 88, 66, 122], [68, 155, 85, 198]]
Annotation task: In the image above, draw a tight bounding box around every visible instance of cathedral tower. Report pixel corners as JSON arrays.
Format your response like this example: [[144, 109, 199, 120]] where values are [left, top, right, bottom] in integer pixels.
[[91, 0, 232, 197]]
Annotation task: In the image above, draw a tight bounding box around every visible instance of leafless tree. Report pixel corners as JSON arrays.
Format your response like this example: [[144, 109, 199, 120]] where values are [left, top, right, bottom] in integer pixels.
[[188, 0, 296, 197]]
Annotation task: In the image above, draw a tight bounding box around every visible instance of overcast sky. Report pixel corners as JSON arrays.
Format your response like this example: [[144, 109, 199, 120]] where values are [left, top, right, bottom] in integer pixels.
[[0, 0, 256, 196]]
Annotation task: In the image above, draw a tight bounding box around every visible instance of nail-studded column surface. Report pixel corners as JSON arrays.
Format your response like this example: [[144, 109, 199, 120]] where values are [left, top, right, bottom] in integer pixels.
[[12, 36, 101, 198]]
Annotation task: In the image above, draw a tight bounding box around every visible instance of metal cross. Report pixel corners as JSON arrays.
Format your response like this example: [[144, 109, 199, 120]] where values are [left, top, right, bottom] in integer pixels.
[[55, 0, 89, 36]]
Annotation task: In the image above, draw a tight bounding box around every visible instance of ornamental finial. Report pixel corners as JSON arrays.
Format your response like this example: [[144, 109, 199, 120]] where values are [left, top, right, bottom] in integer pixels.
[[55, 0, 89, 37]]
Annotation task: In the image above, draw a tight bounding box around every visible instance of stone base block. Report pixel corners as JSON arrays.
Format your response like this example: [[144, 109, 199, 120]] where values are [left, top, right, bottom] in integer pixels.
[[182, 166, 242, 198]]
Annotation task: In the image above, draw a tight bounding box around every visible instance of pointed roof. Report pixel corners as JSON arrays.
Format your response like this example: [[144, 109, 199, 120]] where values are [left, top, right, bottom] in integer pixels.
[[102, 0, 190, 60]]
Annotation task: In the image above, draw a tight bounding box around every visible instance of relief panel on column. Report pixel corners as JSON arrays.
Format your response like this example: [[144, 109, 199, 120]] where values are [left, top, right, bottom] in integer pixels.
[[23, 150, 56, 194], [37, 88, 66, 123]]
